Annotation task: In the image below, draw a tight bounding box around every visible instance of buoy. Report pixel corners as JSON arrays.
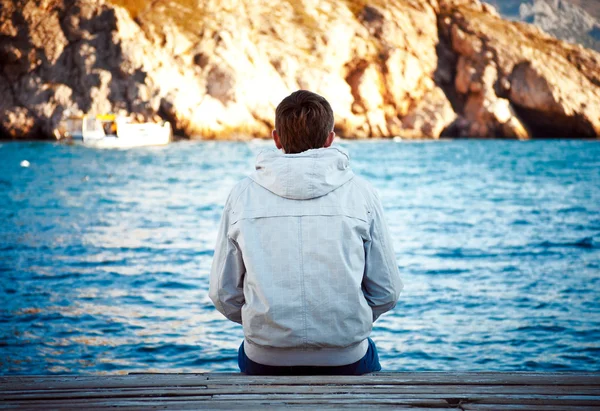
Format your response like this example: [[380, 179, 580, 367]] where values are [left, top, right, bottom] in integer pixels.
[[20, 160, 30, 168]]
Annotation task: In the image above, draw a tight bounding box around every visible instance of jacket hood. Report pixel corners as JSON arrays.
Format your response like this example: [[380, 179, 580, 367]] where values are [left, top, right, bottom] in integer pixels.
[[250, 146, 354, 200]]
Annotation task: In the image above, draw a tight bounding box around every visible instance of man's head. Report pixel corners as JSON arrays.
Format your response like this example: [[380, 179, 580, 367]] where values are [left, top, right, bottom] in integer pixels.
[[273, 90, 335, 154]]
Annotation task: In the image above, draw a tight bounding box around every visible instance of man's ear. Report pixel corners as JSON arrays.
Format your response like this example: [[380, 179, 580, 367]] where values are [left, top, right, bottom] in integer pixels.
[[272, 129, 283, 151], [324, 131, 335, 148]]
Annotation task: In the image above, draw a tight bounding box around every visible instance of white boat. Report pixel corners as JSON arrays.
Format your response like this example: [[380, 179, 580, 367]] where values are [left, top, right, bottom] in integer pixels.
[[64, 114, 172, 148]]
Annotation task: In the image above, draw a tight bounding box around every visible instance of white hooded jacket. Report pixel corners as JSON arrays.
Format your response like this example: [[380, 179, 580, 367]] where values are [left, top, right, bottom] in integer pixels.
[[209, 146, 403, 366]]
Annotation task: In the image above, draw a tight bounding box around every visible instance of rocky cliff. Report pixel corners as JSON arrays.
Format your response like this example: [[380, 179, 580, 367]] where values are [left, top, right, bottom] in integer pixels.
[[483, 0, 600, 52], [1, 0, 599, 140]]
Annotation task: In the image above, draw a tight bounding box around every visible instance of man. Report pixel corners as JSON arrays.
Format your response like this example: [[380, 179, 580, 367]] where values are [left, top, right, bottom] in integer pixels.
[[210, 90, 403, 375]]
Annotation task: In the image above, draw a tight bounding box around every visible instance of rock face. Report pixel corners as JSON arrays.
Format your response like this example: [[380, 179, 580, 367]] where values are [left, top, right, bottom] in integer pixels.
[[438, 0, 600, 138], [0, 0, 599, 140], [483, 0, 600, 52], [0, 0, 159, 139]]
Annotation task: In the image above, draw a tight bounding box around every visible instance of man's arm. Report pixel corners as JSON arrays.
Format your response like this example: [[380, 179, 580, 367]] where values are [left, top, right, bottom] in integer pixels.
[[209, 194, 245, 324], [362, 191, 403, 322]]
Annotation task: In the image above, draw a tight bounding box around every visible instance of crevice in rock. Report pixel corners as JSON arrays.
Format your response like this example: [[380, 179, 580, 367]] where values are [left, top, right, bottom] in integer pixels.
[[344, 59, 369, 115], [433, 24, 463, 115], [432, 7, 468, 140], [158, 98, 184, 137], [357, 5, 385, 39], [0, 66, 45, 139], [511, 104, 596, 138]]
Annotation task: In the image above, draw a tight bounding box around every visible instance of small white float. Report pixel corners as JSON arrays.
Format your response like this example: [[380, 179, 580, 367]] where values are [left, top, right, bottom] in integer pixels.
[[64, 114, 172, 148]]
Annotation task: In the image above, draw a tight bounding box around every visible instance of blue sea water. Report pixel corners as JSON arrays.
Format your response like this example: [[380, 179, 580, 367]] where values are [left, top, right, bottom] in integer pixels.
[[0, 139, 599, 375]]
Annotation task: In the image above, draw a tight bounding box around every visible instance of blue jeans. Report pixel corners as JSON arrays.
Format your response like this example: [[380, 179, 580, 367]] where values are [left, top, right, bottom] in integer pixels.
[[238, 338, 381, 375]]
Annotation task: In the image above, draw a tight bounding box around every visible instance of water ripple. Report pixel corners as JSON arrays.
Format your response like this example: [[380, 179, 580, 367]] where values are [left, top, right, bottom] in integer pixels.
[[0, 140, 599, 374]]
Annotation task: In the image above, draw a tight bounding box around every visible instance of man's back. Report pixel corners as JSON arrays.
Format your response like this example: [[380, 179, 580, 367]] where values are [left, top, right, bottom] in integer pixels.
[[210, 146, 402, 367]]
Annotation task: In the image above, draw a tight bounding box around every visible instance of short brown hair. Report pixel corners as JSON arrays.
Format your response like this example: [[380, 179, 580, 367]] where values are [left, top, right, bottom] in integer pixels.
[[275, 90, 334, 154]]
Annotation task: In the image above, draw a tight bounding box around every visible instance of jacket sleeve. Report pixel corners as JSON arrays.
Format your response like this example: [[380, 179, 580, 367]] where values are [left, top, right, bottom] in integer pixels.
[[209, 194, 246, 324], [362, 191, 403, 322]]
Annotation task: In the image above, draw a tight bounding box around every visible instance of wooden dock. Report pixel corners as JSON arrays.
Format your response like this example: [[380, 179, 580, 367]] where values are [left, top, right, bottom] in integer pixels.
[[1, 372, 599, 410]]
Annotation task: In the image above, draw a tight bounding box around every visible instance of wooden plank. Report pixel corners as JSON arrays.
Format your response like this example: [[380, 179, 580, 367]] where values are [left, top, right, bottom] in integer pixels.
[[2, 384, 600, 400], [202, 373, 600, 386], [463, 406, 600, 411], [204, 373, 600, 386], [0, 397, 451, 408], [0, 401, 453, 411], [2, 373, 599, 410], [4, 397, 600, 408], [210, 393, 600, 405], [4, 393, 599, 406], [0, 404, 453, 411], [0, 374, 210, 391], [6, 405, 598, 411], [3, 373, 599, 392], [200, 384, 599, 395]]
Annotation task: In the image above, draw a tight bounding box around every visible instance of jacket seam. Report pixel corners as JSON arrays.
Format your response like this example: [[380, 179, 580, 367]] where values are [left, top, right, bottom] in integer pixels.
[[297, 216, 308, 348], [286, 160, 291, 198], [351, 179, 374, 221], [228, 178, 253, 215], [311, 156, 317, 199], [216, 238, 244, 322], [372, 212, 397, 299], [232, 214, 369, 225], [352, 178, 396, 306], [215, 238, 230, 318], [234, 205, 361, 212], [216, 238, 244, 323], [351, 179, 374, 243], [216, 179, 251, 320]]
